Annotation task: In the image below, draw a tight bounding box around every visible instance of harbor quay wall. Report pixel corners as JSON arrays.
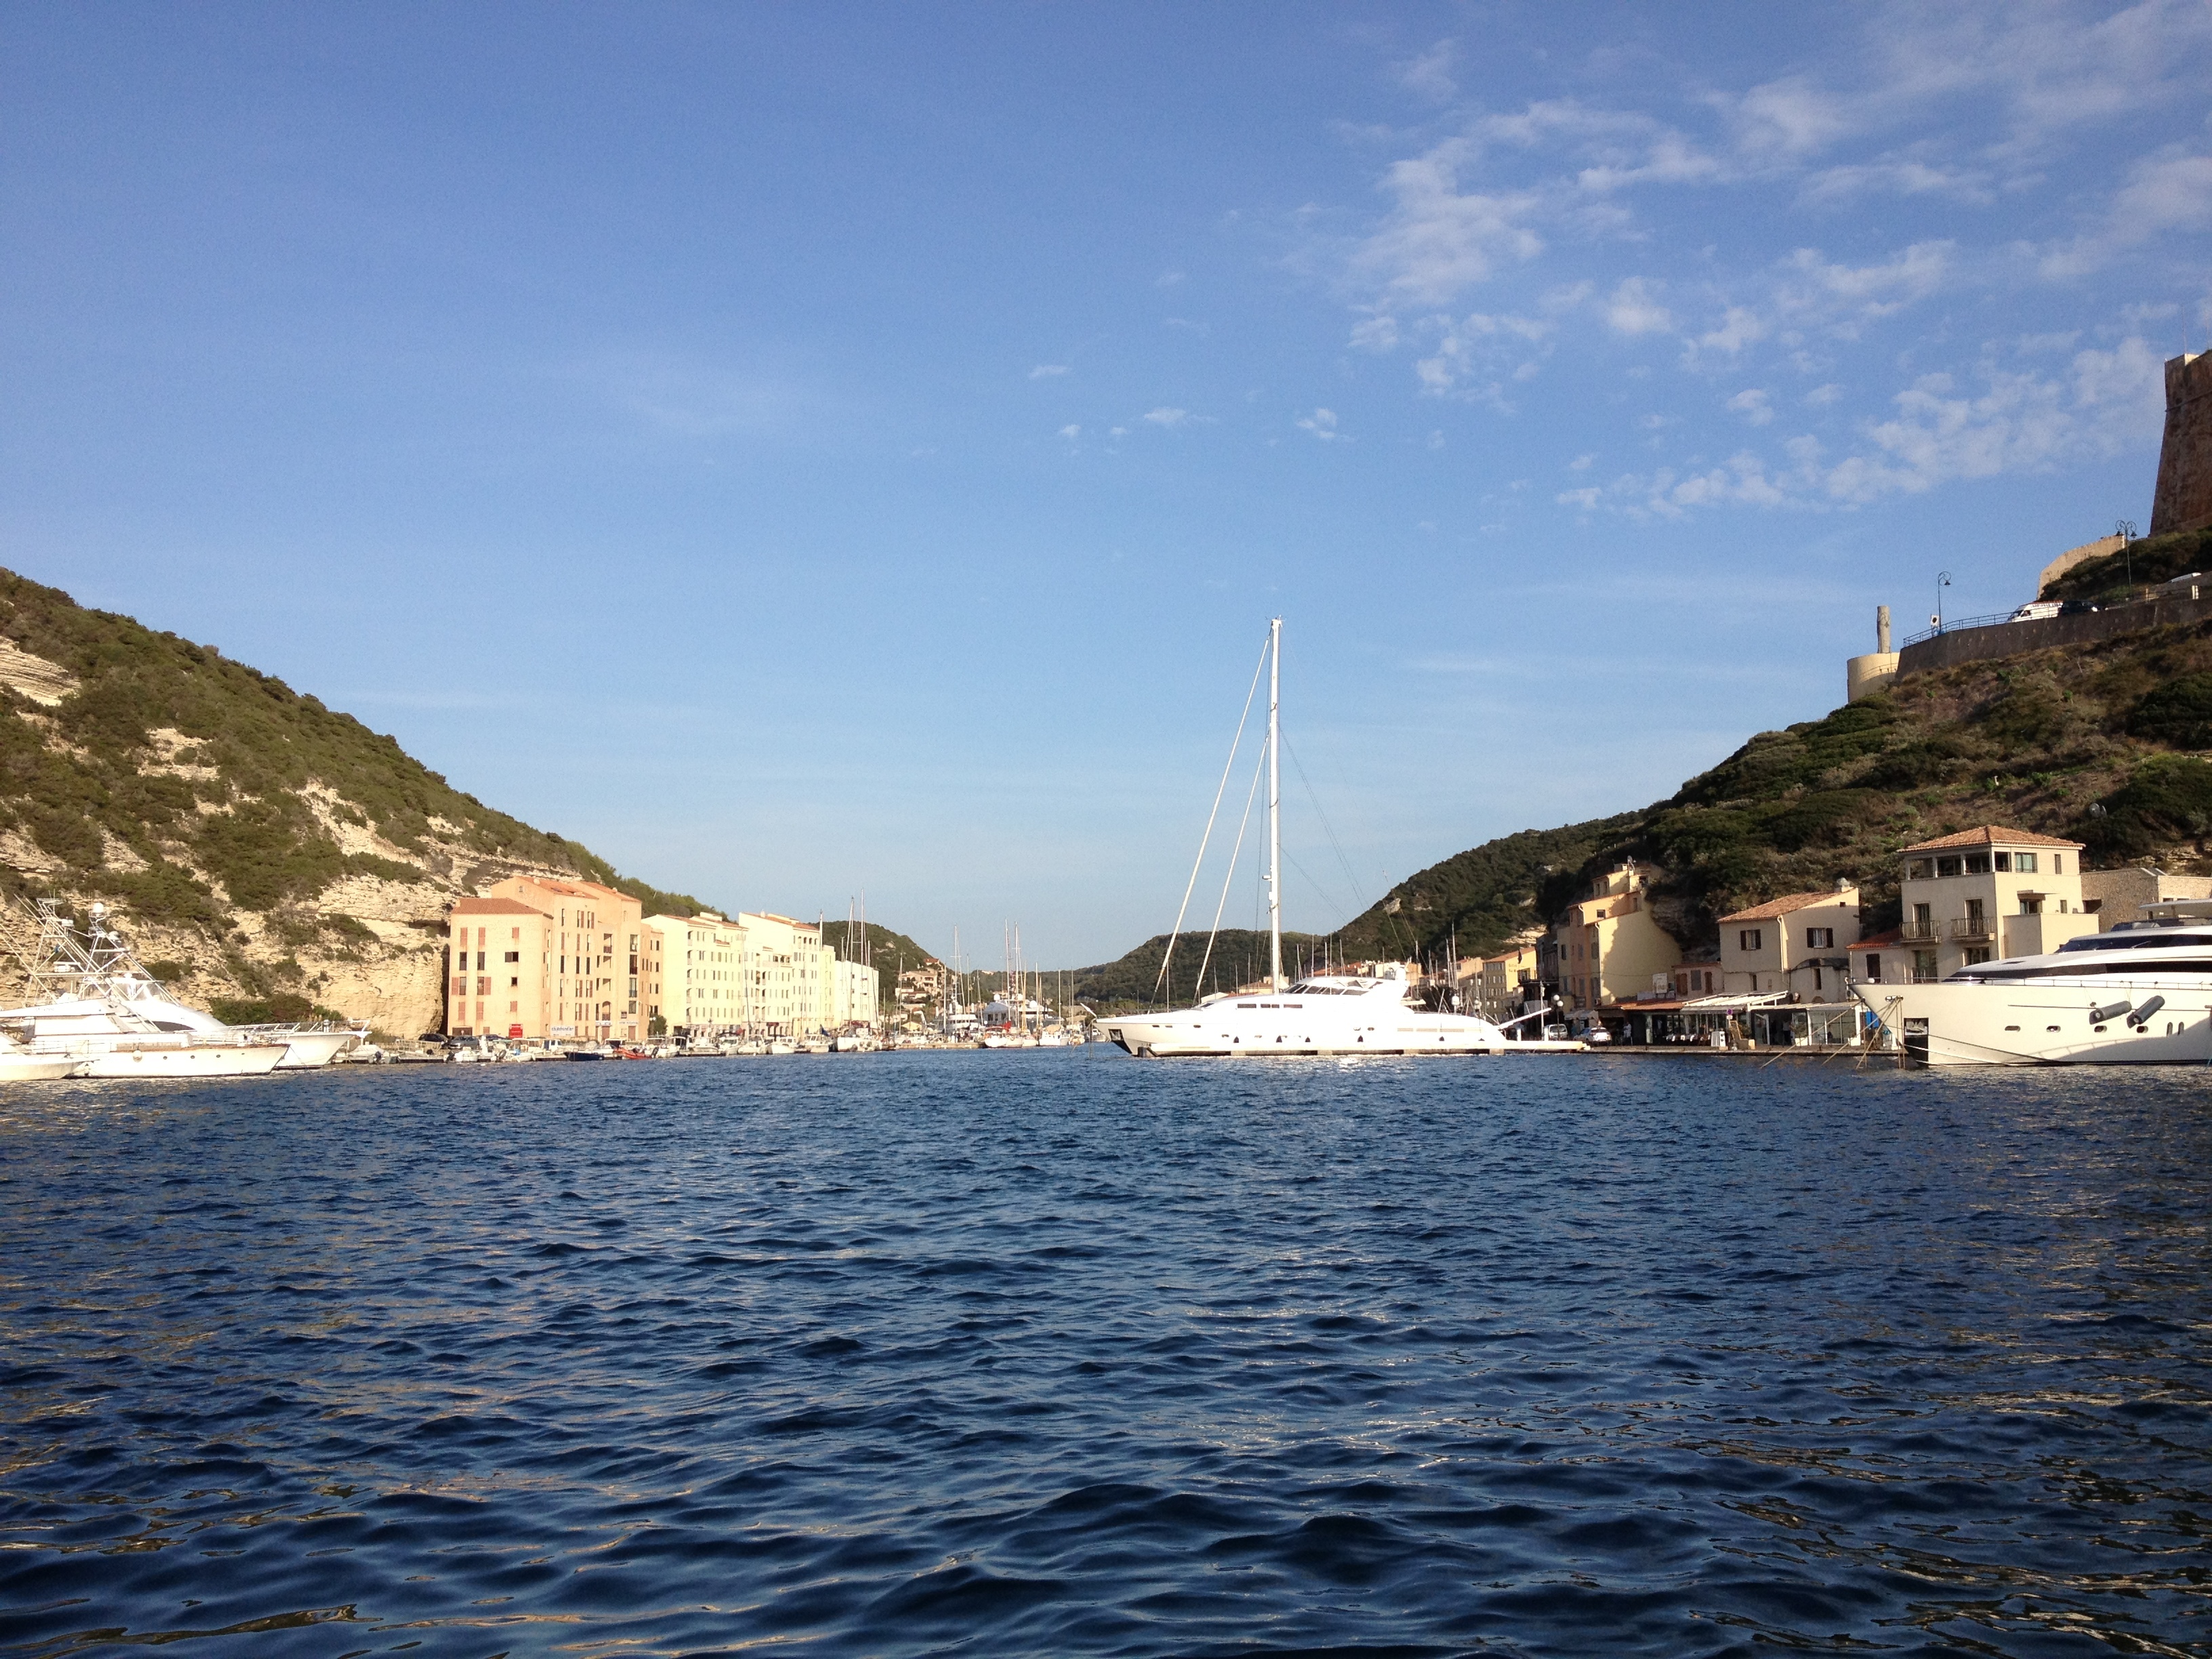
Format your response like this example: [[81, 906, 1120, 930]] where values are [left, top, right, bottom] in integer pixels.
[[1896, 594, 2212, 679]]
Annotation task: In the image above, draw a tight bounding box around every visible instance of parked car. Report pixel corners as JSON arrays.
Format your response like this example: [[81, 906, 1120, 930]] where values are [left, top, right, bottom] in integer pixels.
[[2007, 600, 2061, 621], [2058, 598, 2101, 616]]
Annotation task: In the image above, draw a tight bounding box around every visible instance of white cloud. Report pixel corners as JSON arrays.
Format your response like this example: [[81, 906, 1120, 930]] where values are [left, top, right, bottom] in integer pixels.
[[1568, 452, 1594, 470], [1566, 335, 2165, 516], [1057, 424, 1080, 440], [2042, 146, 2212, 276], [1029, 363, 1069, 379], [1399, 39, 1458, 102], [1805, 382, 1844, 405], [1349, 139, 1547, 309], [1408, 310, 1554, 399], [1296, 407, 1343, 441], [1775, 241, 1953, 327], [1143, 407, 1191, 428], [1694, 306, 1769, 357], [1605, 276, 1673, 335], [1727, 388, 1776, 425], [1723, 75, 1853, 160]]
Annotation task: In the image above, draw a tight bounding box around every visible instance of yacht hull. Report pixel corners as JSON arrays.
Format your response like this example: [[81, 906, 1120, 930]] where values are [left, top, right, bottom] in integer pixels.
[[1101, 991, 1569, 1058], [73, 1042, 289, 1078], [1862, 977, 2212, 1066], [0, 1054, 87, 1081]]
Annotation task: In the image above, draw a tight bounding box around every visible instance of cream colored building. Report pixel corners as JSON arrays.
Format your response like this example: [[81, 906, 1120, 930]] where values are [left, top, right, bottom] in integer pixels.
[[1896, 827, 2096, 982], [1551, 863, 1681, 1010], [487, 874, 644, 1042], [447, 895, 556, 1038], [832, 958, 879, 1028], [642, 912, 750, 1037], [736, 912, 830, 1037], [1718, 884, 1860, 999]]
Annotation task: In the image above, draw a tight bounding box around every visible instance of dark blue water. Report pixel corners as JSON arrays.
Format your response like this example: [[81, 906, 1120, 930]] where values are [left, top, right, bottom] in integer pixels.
[[1, 1051, 2208, 1657]]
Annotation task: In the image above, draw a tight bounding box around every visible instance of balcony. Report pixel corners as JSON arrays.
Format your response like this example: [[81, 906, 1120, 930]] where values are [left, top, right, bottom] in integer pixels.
[[1949, 916, 1994, 942], [1900, 921, 1939, 943]]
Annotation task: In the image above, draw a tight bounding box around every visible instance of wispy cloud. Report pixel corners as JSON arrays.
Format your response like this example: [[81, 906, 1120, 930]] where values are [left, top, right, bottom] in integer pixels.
[[1143, 407, 1191, 428], [1029, 363, 1070, 378], [1296, 407, 1344, 441]]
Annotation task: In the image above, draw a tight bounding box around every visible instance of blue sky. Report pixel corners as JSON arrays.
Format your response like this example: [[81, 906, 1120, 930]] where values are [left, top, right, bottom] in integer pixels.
[[5, 2, 2210, 966]]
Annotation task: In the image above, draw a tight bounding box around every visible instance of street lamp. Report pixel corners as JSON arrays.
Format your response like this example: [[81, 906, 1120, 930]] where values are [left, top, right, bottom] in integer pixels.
[[1935, 570, 1952, 632], [2117, 518, 2137, 588]]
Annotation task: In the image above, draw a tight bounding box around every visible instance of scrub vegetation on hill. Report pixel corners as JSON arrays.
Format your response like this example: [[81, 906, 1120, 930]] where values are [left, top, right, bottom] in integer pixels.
[[1320, 611, 2212, 966], [0, 567, 713, 1017]]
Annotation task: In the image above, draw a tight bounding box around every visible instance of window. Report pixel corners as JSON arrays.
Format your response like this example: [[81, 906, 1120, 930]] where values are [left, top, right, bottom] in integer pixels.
[[504, 951, 519, 964], [2015, 852, 2036, 873], [476, 951, 487, 970], [1963, 947, 1992, 966], [1738, 928, 1763, 951], [1862, 954, 1881, 982], [1994, 852, 2011, 872], [1912, 949, 1939, 981], [1805, 927, 1834, 948], [1936, 855, 1964, 878], [1906, 858, 1933, 880], [2020, 896, 2043, 915], [2052, 855, 2063, 873], [1963, 853, 1990, 874]]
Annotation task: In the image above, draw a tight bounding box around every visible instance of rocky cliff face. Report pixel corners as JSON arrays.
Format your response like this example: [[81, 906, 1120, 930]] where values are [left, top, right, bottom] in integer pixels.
[[0, 567, 708, 1037]]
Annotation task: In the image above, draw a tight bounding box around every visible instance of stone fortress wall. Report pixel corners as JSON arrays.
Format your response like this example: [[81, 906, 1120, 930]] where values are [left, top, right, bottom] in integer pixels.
[[2151, 350, 2212, 539]]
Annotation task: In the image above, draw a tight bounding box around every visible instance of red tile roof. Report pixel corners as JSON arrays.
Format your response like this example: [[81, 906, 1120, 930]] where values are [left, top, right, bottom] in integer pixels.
[[451, 897, 548, 916], [1717, 888, 1856, 922], [1900, 825, 2082, 853], [1849, 929, 1904, 950]]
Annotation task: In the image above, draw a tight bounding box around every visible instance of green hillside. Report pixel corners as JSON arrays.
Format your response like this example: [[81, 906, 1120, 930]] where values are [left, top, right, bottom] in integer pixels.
[[1326, 611, 2212, 963]]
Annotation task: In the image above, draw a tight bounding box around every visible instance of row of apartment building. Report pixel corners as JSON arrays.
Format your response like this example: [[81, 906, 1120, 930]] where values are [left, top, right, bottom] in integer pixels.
[[445, 874, 878, 1042], [1467, 824, 2212, 1019]]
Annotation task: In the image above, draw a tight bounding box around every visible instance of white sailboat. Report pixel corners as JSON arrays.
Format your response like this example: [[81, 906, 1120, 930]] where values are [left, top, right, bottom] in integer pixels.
[[1102, 619, 1582, 1060]]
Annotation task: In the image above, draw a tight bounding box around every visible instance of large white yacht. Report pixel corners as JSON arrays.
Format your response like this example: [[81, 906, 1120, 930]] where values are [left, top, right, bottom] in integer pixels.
[[1858, 900, 2212, 1065], [0, 901, 334, 1076], [1103, 619, 1580, 1061]]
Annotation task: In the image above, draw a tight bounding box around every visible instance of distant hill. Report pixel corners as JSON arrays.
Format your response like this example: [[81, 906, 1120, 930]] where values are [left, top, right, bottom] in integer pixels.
[[0, 567, 719, 1033], [1071, 928, 1332, 1012], [1323, 605, 2212, 964]]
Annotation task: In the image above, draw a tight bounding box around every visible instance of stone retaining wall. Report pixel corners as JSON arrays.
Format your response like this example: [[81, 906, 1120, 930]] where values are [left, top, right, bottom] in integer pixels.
[[1896, 594, 2212, 678]]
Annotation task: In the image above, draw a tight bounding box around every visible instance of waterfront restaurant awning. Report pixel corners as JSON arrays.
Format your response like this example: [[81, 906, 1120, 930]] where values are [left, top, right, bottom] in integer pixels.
[[1679, 991, 1790, 1011]]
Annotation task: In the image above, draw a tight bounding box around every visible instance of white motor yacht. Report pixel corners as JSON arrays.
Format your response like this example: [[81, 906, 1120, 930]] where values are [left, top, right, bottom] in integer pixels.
[[1858, 899, 2212, 1065], [0, 996, 287, 1076], [5, 901, 355, 1070]]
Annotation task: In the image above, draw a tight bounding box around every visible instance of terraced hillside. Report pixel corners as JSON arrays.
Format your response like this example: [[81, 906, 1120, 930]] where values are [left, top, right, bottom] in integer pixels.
[[0, 567, 714, 1035]]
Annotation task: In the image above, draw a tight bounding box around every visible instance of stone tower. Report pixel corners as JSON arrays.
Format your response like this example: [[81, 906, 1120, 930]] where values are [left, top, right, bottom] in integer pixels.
[[2150, 351, 2212, 538]]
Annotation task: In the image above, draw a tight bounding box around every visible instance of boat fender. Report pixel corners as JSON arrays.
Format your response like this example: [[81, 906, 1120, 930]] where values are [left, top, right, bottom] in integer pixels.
[[2089, 999, 2133, 1025], [2127, 994, 2167, 1027]]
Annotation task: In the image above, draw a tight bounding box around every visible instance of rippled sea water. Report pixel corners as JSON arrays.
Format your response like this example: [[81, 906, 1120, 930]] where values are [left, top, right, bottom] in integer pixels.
[[2, 1050, 2209, 1658]]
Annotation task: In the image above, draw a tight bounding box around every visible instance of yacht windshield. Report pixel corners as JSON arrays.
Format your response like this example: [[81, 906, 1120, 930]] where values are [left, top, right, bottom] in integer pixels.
[[2057, 932, 2212, 951]]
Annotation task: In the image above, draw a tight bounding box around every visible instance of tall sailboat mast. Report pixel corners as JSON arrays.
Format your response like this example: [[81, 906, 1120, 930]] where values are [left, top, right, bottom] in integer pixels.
[[1267, 616, 1283, 993]]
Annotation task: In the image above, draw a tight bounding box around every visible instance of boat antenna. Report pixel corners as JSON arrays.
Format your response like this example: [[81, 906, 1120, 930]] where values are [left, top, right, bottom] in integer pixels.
[[1268, 615, 1284, 993]]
